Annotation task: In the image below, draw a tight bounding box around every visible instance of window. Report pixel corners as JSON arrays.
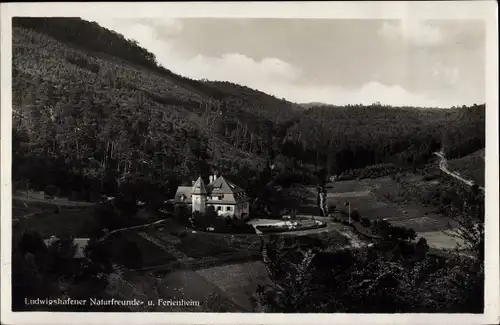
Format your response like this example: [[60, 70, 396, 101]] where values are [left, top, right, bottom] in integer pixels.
[[226, 206, 232, 211], [217, 206, 222, 211]]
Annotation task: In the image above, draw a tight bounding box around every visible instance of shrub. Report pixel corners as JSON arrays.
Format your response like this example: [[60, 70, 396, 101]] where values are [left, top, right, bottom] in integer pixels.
[[416, 237, 429, 253], [361, 217, 371, 227], [229, 219, 256, 234], [350, 209, 361, 222], [44, 184, 59, 197]]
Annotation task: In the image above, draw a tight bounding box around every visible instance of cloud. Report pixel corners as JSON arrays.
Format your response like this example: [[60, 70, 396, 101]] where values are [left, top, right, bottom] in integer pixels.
[[81, 17, 475, 108], [185, 53, 301, 85], [378, 20, 443, 46], [430, 60, 461, 85], [148, 18, 184, 36]]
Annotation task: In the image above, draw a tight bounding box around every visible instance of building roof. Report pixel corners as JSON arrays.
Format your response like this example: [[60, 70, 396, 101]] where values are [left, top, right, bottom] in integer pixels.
[[43, 237, 89, 259], [207, 176, 244, 195], [206, 176, 250, 204], [173, 175, 251, 205], [174, 186, 193, 204], [191, 176, 207, 195]]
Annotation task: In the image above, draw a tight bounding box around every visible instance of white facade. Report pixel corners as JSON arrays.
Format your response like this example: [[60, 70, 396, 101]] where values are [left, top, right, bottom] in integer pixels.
[[191, 193, 207, 214], [177, 175, 250, 219], [208, 201, 249, 218]]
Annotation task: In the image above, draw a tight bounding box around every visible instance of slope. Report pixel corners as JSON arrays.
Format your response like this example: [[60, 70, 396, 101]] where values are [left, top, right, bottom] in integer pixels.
[[446, 149, 485, 187], [12, 25, 269, 200], [12, 17, 486, 203]]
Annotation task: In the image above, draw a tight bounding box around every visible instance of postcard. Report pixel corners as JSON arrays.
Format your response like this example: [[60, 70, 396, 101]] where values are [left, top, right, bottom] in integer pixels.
[[1, 2, 498, 325]]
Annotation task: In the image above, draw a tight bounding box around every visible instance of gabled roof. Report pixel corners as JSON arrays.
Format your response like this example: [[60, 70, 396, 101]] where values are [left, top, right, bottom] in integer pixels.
[[174, 186, 193, 204], [173, 175, 250, 205], [191, 176, 207, 195], [207, 176, 244, 195]]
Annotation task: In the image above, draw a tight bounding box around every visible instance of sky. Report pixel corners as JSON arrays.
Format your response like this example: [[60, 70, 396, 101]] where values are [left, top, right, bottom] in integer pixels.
[[81, 17, 485, 108]]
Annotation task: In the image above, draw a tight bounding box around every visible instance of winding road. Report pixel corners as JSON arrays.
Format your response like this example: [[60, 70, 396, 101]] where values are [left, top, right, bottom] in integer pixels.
[[434, 151, 485, 192]]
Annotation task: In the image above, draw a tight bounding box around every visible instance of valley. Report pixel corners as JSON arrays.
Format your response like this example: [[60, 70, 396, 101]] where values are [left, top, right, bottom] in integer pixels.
[[10, 17, 486, 314]]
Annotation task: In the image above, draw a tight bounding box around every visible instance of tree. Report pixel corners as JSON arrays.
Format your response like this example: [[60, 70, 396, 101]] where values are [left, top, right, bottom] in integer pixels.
[[44, 184, 59, 197], [328, 203, 336, 212], [281, 184, 309, 218], [254, 237, 316, 312], [12, 230, 116, 311], [93, 201, 121, 232], [444, 184, 484, 258], [350, 209, 361, 222]]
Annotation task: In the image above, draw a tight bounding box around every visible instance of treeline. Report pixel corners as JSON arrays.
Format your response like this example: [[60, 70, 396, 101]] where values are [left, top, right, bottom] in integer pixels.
[[280, 104, 484, 179], [441, 105, 486, 159]]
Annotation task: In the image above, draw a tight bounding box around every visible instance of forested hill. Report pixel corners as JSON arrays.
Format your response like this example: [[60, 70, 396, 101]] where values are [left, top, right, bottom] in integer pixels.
[[12, 17, 485, 202]]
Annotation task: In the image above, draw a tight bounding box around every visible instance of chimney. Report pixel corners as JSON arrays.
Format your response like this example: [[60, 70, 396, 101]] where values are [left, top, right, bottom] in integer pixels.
[[209, 175, 214, 184], [192, 181, 195, 185]]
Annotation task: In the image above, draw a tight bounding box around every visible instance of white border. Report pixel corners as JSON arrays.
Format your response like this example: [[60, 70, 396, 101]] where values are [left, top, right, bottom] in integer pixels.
[[1, 2, 498, 325]]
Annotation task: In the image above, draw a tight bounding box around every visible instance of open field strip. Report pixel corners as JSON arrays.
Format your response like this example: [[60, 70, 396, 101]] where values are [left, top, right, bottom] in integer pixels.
[[138, 232, 194, 262], [311, 176, 462, 250]]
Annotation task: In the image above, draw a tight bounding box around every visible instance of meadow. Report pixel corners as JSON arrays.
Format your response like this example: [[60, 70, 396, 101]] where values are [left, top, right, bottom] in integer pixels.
[[13, 206, 96, 238], [318, 175, 459, 248]]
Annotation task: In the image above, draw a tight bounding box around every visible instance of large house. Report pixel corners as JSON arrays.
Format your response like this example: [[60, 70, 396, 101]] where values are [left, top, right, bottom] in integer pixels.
[[173, 174, 251, 219]]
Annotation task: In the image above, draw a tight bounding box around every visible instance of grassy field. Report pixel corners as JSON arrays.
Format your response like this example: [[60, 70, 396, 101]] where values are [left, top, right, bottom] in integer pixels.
[[125, 233, 178, 267], [12, 206, 43, 218], [121, 225, 269, 311], [119, 268, 244, 312], [175, 234, 240, 259], [447, 149, 485, 187], [12, 199, 58, 217], [417, 230, 464, 250], [12, 196, 98, 240], [13, 207, 96, 238], [315, 175, 457, 241], [196, 261, 271, 311]]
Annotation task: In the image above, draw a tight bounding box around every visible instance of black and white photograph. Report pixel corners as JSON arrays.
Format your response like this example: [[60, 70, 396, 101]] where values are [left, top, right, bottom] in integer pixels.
[[1, 2, 498, 325]]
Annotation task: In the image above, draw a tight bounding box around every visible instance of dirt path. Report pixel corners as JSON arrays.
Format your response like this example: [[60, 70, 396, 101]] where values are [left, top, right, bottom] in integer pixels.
[[99, 219, 167, 241], [13, 195, 96, 207], [434, 152, 485, 191]]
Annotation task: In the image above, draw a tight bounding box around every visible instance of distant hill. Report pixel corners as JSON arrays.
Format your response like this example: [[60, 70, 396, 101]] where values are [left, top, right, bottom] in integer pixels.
[[12, 17, 486, 200]]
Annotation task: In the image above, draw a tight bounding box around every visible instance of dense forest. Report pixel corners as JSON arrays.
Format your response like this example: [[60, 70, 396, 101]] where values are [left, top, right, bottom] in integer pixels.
[[12, 17, 485, 206]]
